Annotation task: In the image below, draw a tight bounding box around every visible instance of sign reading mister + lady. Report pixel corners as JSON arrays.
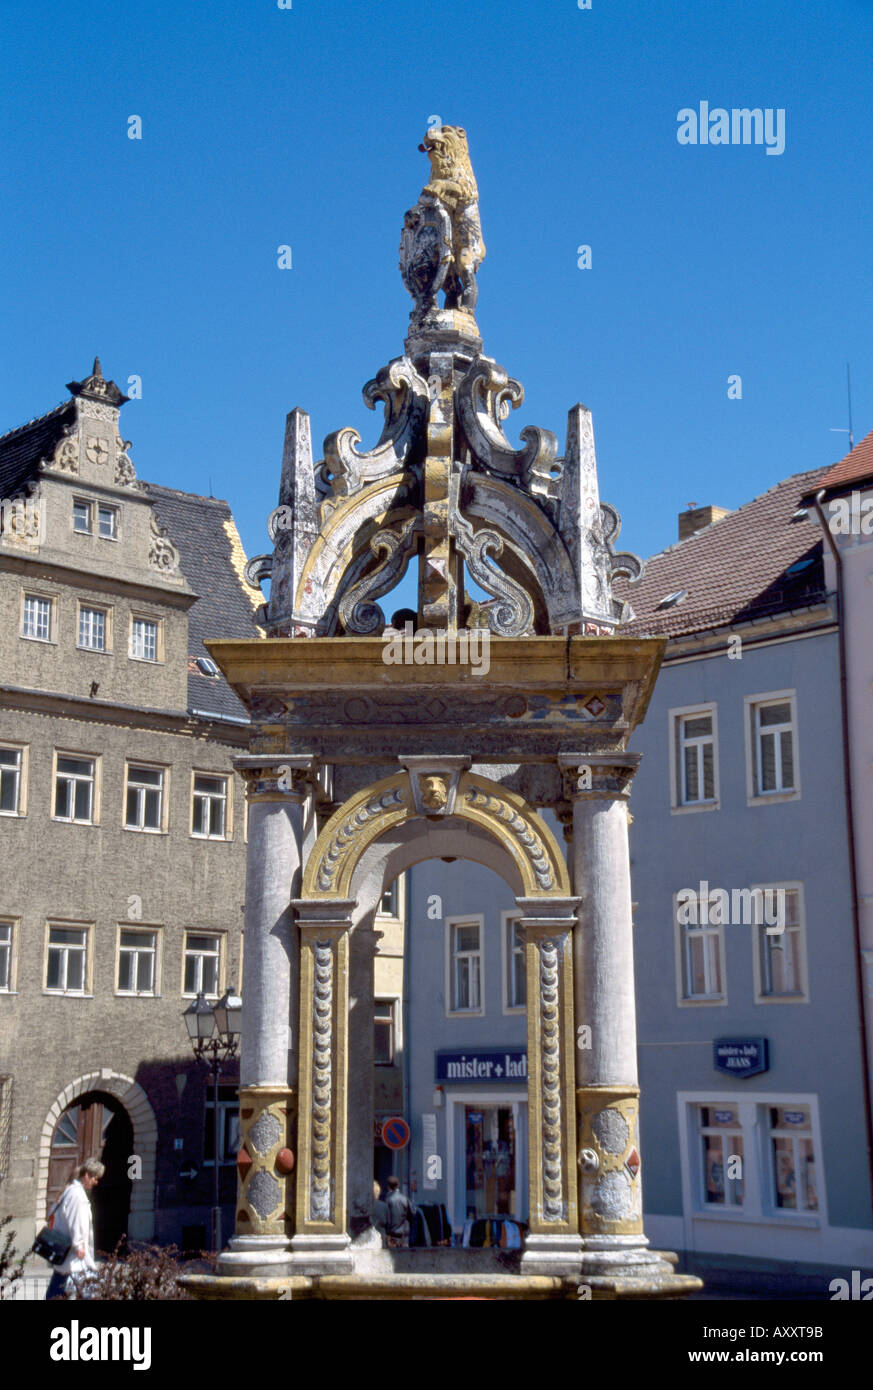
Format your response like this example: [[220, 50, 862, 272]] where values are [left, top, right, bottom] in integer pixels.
[[436, 1049, 527, 1082]]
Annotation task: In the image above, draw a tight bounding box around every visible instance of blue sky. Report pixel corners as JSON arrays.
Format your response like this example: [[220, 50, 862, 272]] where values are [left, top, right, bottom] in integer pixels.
[[2, 0, 871, 579]]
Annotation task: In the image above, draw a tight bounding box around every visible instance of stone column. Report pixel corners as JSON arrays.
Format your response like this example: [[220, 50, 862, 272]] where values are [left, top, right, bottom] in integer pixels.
[[287, 897, 356, 1274], [516, 896, 583, 1277], [219, 756, 312, 1276], [559, 753, 674, 1280]]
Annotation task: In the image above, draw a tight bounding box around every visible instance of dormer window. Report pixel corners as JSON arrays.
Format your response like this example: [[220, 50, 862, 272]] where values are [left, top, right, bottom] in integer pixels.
[[73, 498, 118, 539]]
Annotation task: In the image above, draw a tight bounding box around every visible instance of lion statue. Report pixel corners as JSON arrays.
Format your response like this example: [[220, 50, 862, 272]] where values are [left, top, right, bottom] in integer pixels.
[[400, 125, 486, 315]]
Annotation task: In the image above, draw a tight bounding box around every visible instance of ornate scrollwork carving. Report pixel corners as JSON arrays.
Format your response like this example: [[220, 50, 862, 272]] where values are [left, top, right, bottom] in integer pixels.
[[463, 784, 555, 890], [539, 937, 564, 1222], [337, 515, 419, 634], [310, 939, 334, 1222], [600, 501, 642, 585], [40, 429, 79, 475], [322, 357, 428, 497], [451, 466, 535, 636], [315, 785, 407, 893], [244, 553, 273, 590], [458, 357, 560, 494], [149, 514, 180, 574]]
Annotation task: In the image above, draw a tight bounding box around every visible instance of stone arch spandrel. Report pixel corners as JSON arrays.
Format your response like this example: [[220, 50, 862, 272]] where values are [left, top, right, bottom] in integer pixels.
[[36, 1070, 158, 1240], [301, 768, 570, 900]]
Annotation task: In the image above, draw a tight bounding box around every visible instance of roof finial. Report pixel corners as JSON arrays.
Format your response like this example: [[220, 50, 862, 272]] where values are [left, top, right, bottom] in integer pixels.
[[92, 356, 103, 378]]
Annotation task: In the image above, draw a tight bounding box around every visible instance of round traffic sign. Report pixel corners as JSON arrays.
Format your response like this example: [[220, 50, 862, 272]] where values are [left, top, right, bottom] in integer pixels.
[[381, 1116, 410, 1150]]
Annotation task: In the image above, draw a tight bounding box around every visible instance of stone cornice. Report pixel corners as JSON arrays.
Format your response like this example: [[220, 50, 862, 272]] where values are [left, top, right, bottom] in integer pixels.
[[0, 685, 249, 742]]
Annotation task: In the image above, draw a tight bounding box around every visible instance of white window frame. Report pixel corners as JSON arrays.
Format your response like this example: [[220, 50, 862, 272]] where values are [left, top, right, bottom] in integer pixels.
[[745, 690, 801, 805], [183, 931, 223, 999], [72, 497, 93, 534], [52, 750, 99, 826], [44, 921, 93, 996], [677, 1092, 826, 1242], [124, 761, 168, 833], [21, 590, 56, 643], [0, 742, 28, 817], [76, 601, 112, 653], [668, 703, 720, 813], [97, 503, 118, 540], [501, 912, 526, 1014], [673, 890, 727, 1006], [696, 1103, 746, 1210], [445, 915, 485, 1017], [446, 1091, 529, 1233], [0, 918, 19, 993], [376, 874, 406, 924], [374, 995, 400, 1066], [190, 772, 231, 840], [115, 924, 161, 997], [129, 614, 162, 663], [751, 881, 809, 1004], [765, 1103, 819, 1216]]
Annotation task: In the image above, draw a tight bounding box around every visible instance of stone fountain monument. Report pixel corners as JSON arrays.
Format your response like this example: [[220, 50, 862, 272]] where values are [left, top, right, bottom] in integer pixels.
[[189, 127, 701, 1300]]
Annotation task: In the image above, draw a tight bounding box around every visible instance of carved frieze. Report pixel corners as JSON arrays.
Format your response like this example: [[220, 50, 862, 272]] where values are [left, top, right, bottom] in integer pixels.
[[148, 514, 180, 573]]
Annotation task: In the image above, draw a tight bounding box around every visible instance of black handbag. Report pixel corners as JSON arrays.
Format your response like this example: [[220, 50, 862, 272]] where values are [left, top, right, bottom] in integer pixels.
[[33, 1202, 71, 1267]]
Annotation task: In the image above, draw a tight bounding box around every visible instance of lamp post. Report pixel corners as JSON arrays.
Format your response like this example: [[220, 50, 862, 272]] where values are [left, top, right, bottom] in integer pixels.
[[183, 987, 242, 1256]]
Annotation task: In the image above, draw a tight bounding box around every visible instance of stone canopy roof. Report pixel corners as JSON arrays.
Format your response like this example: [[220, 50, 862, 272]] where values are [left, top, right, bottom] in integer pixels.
[[615, 467, 830, 639]]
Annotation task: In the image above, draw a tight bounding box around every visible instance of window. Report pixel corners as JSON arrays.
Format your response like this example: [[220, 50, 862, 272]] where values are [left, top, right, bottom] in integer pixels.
[[117, 928, 158, 996], [0, 921, 15, 992], [98, 505, 117, 539], [45, 924, 90, 994], [53, 754, 96, 824], [374, 999, 396, 1064], [0, 745, 25, 815], [125, 764, 165, 832], [192, 774, 228, 839], [130, 617, 158, 662], [698, 1105, 744, 1208], [22, 593, 52, 641], [503, 914, 526, 1011], [73, 499, 92, 533], [746, 692, 799, 802], [77, 605, 108, 652], [448, 918, 483, 1013], [670, 704, 718, 810], [675, 891, 725, 1004], [768, 1106, 818, 1212], [680, 1092, 825, 1226], [753, 884, 807, 1002], [184, 933, 221, 997], [204, 1084, 240, 1165], [378, 881, 399, 917]]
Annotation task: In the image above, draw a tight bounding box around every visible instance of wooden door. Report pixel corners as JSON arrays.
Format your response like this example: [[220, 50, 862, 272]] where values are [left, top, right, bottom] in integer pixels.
[[46, 1092, 133, 1253]]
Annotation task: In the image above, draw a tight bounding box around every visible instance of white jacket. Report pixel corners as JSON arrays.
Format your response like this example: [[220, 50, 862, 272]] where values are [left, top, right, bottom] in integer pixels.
[[52, 1179, 96, 1275]]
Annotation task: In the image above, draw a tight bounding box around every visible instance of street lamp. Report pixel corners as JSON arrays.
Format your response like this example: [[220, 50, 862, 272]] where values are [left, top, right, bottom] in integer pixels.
[[183, 988, 242, 1257]]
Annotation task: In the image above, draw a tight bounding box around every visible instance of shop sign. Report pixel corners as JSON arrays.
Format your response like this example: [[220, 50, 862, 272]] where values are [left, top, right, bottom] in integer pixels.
[[435, 1049, 527, 1082], [713, 1037, 769, 1078]]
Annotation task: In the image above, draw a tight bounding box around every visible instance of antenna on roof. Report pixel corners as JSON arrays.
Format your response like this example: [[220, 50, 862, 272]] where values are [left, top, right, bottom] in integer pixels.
[[208, 475, 213, 498], [829, 363, 854, 451]]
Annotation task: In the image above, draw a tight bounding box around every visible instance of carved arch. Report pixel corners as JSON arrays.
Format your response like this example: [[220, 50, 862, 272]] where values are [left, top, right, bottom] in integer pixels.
[[301, 769, 571, 900]]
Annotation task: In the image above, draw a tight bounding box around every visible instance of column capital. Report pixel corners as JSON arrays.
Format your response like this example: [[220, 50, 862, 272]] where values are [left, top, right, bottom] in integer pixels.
[[514, 897, 580, 934], [234, 755, 316, 802], [290, 898, 357, 934], [558, 752, 642, 802]]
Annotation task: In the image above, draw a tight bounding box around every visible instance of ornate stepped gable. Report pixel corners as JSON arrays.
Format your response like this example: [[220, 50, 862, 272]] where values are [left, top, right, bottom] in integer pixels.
[[245, 126, 642, 640]]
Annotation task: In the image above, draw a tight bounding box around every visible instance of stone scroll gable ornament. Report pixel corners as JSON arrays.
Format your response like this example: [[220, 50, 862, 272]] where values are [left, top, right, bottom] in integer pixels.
[[245, 126, 643, 639]]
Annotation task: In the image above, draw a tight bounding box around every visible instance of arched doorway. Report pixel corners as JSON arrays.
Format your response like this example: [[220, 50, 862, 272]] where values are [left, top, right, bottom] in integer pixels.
[[46, 1091, 133, 1254]]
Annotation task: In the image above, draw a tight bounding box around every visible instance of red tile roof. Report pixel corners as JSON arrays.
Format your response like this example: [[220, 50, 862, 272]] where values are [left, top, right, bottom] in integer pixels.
[[808, 427, 873, 495], [615, 467, 830, 639]]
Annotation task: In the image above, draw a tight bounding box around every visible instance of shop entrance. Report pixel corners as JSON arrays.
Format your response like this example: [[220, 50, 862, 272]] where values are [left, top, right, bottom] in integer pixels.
[[465, 1105, 517, 1219]]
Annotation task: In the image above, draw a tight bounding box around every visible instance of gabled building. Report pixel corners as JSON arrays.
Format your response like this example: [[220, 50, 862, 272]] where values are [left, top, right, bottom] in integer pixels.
[[615, 471, 873, 1287], [0, 361, 263, 1254]]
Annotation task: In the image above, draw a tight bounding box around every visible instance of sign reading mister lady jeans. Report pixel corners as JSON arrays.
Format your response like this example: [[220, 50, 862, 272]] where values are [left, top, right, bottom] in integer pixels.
[[713, 1037, 769, 1078], [435, 1049, 527, 1082]]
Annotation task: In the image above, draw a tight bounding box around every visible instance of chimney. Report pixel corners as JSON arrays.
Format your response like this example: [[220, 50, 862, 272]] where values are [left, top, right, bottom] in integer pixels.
[[678, 503, 731, 542]]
